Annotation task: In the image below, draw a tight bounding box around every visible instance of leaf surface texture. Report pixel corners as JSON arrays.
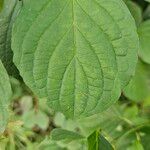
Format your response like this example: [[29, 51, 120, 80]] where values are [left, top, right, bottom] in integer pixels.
[[12, 0, 138, 118]]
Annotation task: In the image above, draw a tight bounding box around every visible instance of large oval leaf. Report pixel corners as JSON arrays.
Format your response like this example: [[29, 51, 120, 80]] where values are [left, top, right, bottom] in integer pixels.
[[0, 60, 12, 133], [12, 0, 138, 118]]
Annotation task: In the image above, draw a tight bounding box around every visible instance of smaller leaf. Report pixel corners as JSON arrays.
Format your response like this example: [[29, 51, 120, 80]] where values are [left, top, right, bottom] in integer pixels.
[[99, 135, 114, 150], [51, 129, 84, 142], [88, 130, 100, 150], [88, 130, 114, 150]]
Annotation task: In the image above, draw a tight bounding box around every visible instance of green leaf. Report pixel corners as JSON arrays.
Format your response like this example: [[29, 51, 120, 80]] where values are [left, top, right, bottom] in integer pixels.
[[0, 0, 22, 77], [138, 20, 150, 64], [125, 1, 142, 26], [116, 125, 150, 150], [99, 134, 114, 150], [88, 130, 114, 150], [12, 0, 138, 118], [0, 60, 12, 134], [51, 129, 84, 142], [81, 103, 150, 149], [123, 60, 150, 102], [88, 130, 100, 150], [79, 105, 125, 137]]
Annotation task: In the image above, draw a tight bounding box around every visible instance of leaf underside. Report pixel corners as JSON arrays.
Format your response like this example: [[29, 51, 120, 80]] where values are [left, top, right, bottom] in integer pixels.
[[12, 0, 138, 118]]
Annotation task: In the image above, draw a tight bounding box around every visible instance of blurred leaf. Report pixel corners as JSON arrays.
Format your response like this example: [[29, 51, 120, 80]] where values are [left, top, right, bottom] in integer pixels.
[[54, 113, 81, 134], [123, 60, 150, 102], [115, 122, 150, 150], [125, 1, 142, 26], [38, 138, 67, 150], [145, 0, 150, 3], [138, 20, 150, 64], [0, 0, 22, 77], [116, 131, 137, 150], [34, 111, 49, 130], [54, 113, 66, 128], [135, 0, 148, 9], [79, 105, 125, 138], [51, 129, 84, 143], [79, 102, 150, 149], [116, 124, 150, 150], [0, 60, 12, 134], [23, 110, 49, 130], [38, 98, 54, 114], [22, 110, 35, 129]]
